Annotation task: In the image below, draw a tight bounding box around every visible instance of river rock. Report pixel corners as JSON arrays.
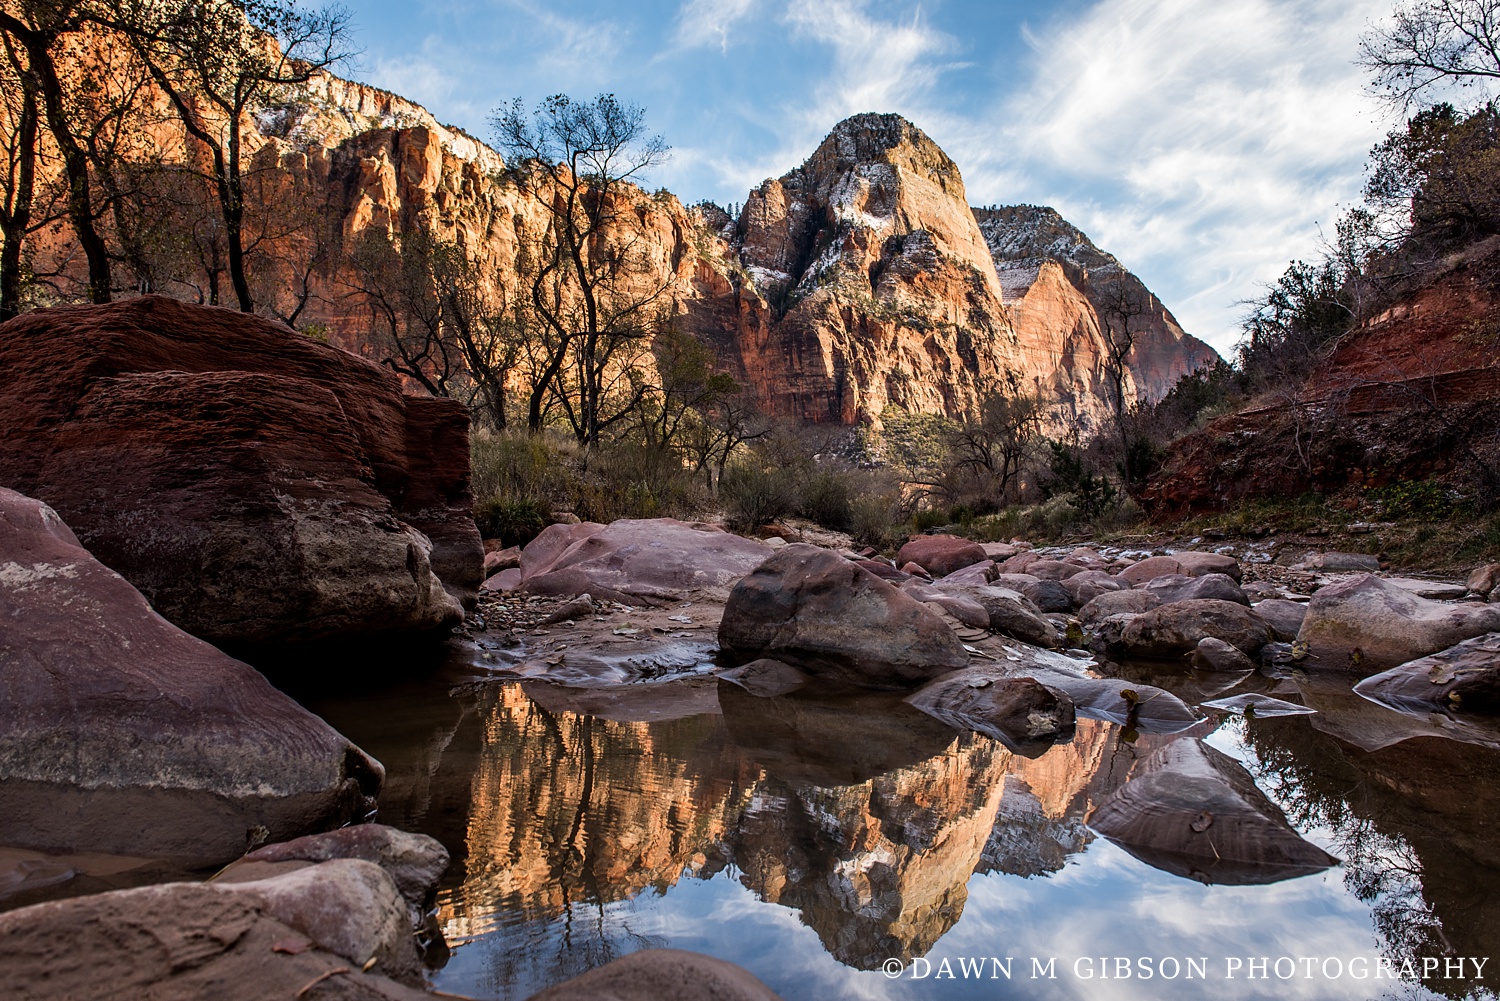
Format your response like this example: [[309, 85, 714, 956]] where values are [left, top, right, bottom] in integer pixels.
[[1297, 551, 1381, 572], [1354, 633, 1500, 713], [981, 542, 1020, 560], [1253, 598, 1307, 642], [0, 859, 429, 1000], [1088, 739, 1338, 884], [0, 296, 480, 644], [934, 584, 1060, 648], [528, 949, 783, 1001], [908, 673, 1075, 751], [895, 535, 987, 577], [1118, 555, 1183, 585], [719, 545, 968, 687], [1172, 551, 1243, 581], [1469, 564, 1500, 597], [0, 488, 382, 865], [225, 825, 448, 913], [1024, 559, 1086, 581], [520, 518, 773, 604], [1061, 570, 1127, 609], [901, 582, 991, 629], [1078, 589, 1162, 625], [997, 552, 1044, 574], [1192, 637, 1258, 672], [1141, 573, 1249, 606], [1118, 599, 1272, 657], [1020, 578, 1073, 613], [483, 546, 521, 578], [1298, 574, 1500, 669]]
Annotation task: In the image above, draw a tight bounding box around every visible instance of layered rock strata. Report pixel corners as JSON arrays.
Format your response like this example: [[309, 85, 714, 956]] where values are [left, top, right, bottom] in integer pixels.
[[0, 296, 481, 645]]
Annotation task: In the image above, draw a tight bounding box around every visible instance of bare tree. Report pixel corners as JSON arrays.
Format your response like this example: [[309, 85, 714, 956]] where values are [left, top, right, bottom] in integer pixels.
[[1360, 0, 1500, 109], [0, 1, 114, 301], [115, 0, 353, 312], [1093, 272, 1148, 487], [492, 93, 673, 444], [0, 28, 42, 318], [947, 381, 1044, 506]]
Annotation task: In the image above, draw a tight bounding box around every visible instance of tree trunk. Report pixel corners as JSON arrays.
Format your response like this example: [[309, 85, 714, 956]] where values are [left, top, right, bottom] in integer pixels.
[[0, 66, 38, 320]]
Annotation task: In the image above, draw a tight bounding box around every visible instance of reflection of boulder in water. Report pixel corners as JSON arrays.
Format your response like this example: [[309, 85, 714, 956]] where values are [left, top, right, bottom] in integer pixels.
[[976, 776, 1094, 878], [1089, 739, 1338, 885], [725, 730, 1012, 969], [718, 681, 960, 786]]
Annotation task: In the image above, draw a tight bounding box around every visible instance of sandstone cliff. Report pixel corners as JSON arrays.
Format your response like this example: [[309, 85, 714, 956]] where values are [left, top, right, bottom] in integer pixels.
[[23, 62, 1217, 432]]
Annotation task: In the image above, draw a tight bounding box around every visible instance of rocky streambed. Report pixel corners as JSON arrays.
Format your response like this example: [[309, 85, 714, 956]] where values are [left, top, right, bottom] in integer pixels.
[[6, 300, 1500, 1001]]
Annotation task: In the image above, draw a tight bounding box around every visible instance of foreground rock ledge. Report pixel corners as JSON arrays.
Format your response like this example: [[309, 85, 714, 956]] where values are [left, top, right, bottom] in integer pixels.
[[0, 296, 481, 645], [0, 488, 381, 865]]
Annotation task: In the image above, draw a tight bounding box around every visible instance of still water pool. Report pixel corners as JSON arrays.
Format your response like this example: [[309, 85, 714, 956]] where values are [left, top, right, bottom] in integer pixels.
[[305, 653, 1500, 1001]]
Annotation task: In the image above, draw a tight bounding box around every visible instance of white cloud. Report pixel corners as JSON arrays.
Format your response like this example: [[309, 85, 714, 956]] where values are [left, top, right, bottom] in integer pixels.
[[674, 0, 761, 52], [954, 0, 1392, 352]]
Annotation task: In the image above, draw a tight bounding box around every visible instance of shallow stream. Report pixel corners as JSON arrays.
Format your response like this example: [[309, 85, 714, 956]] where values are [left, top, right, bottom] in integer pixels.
[[290, 643, 1500, 1001]]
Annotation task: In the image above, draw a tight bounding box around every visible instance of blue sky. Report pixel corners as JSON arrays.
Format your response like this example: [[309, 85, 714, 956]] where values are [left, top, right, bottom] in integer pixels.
[[347, 0, 1398, 354]]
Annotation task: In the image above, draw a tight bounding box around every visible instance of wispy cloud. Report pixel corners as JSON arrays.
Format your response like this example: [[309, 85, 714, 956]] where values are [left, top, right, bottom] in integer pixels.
[[955, 0, 1391, 351], [673, 0, 761, 52]]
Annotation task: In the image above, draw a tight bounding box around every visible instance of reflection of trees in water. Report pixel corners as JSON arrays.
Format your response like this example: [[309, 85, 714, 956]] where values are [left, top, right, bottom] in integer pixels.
[[1240, 715, 1496, 999], [479, 901, 665, 1001]]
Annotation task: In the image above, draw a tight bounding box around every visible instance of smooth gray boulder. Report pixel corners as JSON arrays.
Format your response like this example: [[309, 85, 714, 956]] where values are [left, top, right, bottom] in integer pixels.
[[1079, 589, 1162, 625], [1141, 572, 1249, 606], [935, 583, 1060, 648], [908, 673, 1075, 751], [1192, 637, 1258, 673], [719, 545, 968, 688], [1298, 574, 1500, 669], [1253, 598, 1307, 642], [1118, 599, 1272, 657]]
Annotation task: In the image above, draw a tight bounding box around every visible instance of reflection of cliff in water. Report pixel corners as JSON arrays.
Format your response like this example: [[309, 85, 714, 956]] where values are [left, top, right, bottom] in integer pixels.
[[1242, 713, 1500, 1000]]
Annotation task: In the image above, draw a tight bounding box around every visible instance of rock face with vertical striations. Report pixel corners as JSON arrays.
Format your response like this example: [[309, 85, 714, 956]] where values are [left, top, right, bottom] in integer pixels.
[[0, 296, 481, 646]]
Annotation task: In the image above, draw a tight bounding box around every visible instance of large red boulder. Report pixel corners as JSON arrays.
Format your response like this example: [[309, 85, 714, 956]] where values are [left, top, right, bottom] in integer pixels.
[[0, 488, 382, 865], [718, 544, 968, 688], [518, 518, 772, 604], [895, 534, 987, 577], [0, 297, 481, 644]]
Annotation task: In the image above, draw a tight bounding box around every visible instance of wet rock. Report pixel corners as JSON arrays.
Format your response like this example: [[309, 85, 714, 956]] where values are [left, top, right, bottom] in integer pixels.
[[895, 535, 987, 577], [0, 859, 430, 1000], [935, 584, 1059, 648], [1118, 599, 1272, 657], [1173, 552, 1243, 581], [1298, 574, 1500, 669], [1088, 739, 1338, 885], [0, 297, 480, 644], [1024, 559, 1086, 581], [1469, 563, 1500, 597], [908, 673, 1075, 751], [1253, 598, 1307, 642], [0, 488, 381, 865], [1089, 613, 1140, 652], [1118, 555, 1182, 586], [1019, 667, 1200, 734], [1200, 694, 1316, 718], [1354, 633, 1500, 714], [719, 545, 968, 688], [716, 659, 812, 698], [1141, 572, 1249, 606], [226, 825, 448, 914], [527, 949, 783, 1001], [1078, 589, 1162, 625], [1021, 578, 1073, 613], [520, 518, 772, 604], [1296, 551, 1381, 572], [1192, 637, 1258, 672]]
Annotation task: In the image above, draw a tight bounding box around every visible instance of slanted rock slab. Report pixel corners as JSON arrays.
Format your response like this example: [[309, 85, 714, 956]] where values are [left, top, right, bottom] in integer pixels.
[[1354, 633, 1500, 713], [1298, 574, 1500, 669], [0, 488, 381, 866]]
